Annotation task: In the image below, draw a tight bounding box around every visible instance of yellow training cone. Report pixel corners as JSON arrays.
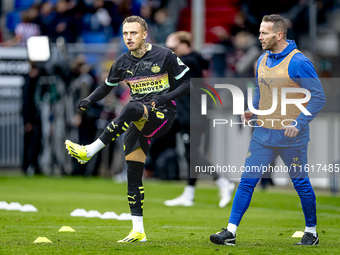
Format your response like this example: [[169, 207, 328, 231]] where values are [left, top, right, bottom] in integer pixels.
[[33, 237, 52, 243], [292, 231, 304, 238], [58, 226, 75, 232]]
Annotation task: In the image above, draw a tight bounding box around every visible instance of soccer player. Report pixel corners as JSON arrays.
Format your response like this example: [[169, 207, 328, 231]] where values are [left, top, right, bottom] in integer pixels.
[[65, 16, 190, 243], [163, 31, 235, 208], [210, 14, 326, 246]]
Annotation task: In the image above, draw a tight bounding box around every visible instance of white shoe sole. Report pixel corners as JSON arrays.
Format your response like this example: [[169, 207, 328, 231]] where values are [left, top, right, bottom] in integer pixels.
[[139, 237, 147, 242]]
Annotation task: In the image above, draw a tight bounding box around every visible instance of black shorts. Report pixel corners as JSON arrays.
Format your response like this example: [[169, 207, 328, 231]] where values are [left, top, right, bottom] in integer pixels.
[[123, 103, 176, 156]]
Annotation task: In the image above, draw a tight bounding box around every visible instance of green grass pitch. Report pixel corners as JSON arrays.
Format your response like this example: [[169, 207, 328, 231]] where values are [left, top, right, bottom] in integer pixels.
[[0, 175, 339, 254]]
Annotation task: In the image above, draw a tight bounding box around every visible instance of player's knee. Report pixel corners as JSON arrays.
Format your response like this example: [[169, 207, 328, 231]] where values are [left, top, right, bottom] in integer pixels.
[[125, 148, 146, 162], [124, 101, 139, 111], [239, 177, 258, 191], [121, 101, 144, 118], [291, 178, 311, 191]]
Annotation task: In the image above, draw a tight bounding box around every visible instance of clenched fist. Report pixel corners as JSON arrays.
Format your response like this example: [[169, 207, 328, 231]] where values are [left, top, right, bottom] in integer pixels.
[[77, 98, 91, 111]]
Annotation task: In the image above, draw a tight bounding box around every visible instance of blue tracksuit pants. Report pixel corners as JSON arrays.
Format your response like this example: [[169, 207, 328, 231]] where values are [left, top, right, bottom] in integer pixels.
[[229, 139, 317, 227]]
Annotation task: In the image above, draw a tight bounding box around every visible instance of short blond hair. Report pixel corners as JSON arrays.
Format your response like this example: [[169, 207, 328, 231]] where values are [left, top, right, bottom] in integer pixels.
[[123, 16, 148, 32]]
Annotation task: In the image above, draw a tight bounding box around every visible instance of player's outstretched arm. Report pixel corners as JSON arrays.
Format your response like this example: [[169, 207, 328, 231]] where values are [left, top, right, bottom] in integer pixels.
[[151, 73, 190, 107], [77, 83, 114, 111]]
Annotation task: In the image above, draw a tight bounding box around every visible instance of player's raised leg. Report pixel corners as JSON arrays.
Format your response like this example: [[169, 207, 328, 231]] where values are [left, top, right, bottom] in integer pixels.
[[65, 101, 146, 164]]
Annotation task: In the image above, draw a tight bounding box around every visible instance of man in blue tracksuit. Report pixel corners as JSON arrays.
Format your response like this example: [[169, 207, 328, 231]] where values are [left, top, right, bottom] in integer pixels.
[[210, 14, 326, 246]]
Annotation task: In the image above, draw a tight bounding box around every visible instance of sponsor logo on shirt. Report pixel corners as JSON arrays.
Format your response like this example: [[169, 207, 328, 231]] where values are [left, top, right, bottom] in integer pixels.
[[125, 73, 170, 94]]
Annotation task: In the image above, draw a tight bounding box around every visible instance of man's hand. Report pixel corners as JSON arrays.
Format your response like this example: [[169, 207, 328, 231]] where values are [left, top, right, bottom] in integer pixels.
[[241, 110, 253, 124], [151, 95, 167, 108], [77, 98, 92, 111], [281, 125, 299, 138]]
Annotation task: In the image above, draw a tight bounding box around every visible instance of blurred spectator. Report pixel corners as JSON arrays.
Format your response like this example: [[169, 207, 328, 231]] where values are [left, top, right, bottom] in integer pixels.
[[140, 3, 153, 24], [239, 0, 296, 35], [165, 32, 210, 121], [210, 26, 234, 77], [152, 8, 175, 44], [105, 1, 124, 37], [107, 0, 142, 41], [281, 0, 332, 45], [119, 0, 141, 18], [140, 3, 155, 43], [231, 12, 251, 36], [5, 7, 41, 46], [83, 0, 112, 39], [37, 1, 57, 37], [50, 0, 79, 42], [234, 30, 261, 77], [239, 0, 332, 44], [97, 72, 131, 180], [210, 20, 260, 78], [2, 0, 188, 45], [68, 55, 101, 175], [165, 0, 188, 28], [22, 63, 43, 176]]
